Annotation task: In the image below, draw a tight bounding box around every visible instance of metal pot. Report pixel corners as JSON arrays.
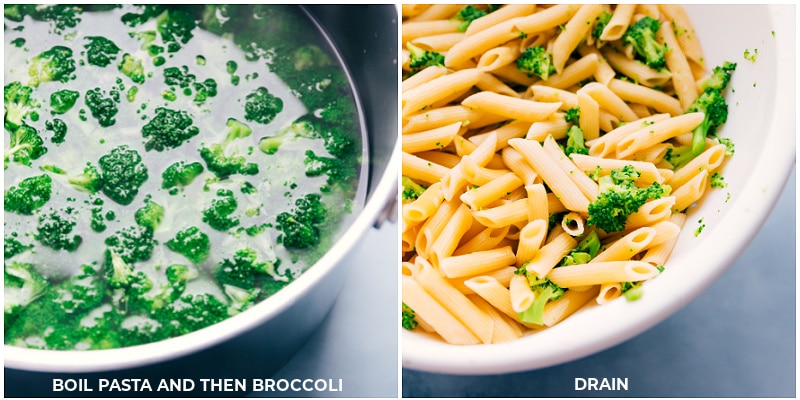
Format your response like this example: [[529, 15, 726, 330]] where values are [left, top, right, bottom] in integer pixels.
[[4, 5, 398, 397]]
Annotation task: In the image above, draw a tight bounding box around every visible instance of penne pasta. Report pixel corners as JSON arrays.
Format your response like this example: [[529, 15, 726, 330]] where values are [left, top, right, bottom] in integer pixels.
[[461, 91, 561, 122], [548, 261, 661, 288], [440, 246, 517, 279], [600, 4, 636, 41], [401, 4, 738, 345]]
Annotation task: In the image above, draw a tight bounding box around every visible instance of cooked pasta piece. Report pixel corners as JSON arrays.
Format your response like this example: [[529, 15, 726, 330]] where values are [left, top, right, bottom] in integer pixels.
[[600, 4, 636, 41], [548, 261, 661, 288], [440, 246, 517, 279]]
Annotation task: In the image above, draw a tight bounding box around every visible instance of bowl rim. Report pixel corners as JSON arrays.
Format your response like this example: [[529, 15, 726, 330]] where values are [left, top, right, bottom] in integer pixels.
[[401, 3, 796, 375]]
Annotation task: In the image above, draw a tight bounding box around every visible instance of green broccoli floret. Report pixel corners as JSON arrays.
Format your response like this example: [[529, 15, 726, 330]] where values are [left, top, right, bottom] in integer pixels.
[[709, 171, 727, 189], [115, 317, 171, 348], [220, 117, 253, 142], [701, 61, 737, 92], [163, 65, 195, 88], [223, 284, 261, 315], [686, 62, 736, 156], [303, 150, 357, 192], [69, 164, 103, 193], [517, 46, 556, 80], [120, 5, 165, 27], [214, 247, 286, 290], [586, 165, 671, 233], [292, 44, 333, 71], [622, 16, 667, 70], [592, 10, 613, 40], [165, 263, 199, 297], [258, 120, 318, 155], [118, 53, 146, 84], [49, 89, 80, 115], [153, 293, 227, 337], [317, 98, 358, 158], [166, 227, 210, 264], [3, 4, 26, 21], [162, 65, 213, 102], [49, 264, 104, 315], [455, 5, 488, 32], [192, 78, 217, 104], [104, 224, 156, 264], [104, 249, 134, 288], [89, 198, 108, 232], [84, 87, 120, 127], [406, 42, 445, 73], [98, 145, 149, 205], [564, 107, 581, 125], [199, 118, 258, 179], [320, 96, 357, 126], [134, 197, 164, 230], [560, 230, 601, 266], [4, 262, 50, 326], [401, 302, 418, 330], [4, 235, 32, 259], [686, 90, 729, 157], [4, 174, 52, 215], [4, 81, 40, 131], [226, 60, 240, 85], [620, 281, 644, 301], [83, 36, 121, 67], [564, 125, 589, 156], [402, 176, 427, 201], [128, 29, 157, 52], [199, 4, 237, 34], [4, 4, 82, 34], [4, 124, 47, 169], [517, 269, 565, 325], [156, 8, 198, 53], [240, 181, 257, 195], [161, 161, 204, 192], [202, 189, 240, 231], [244, 87, 283, 125], [276, 193, 327, 250], [28, 45, 76, 87], [44, 118, 67, 144], [718, 137, 735, 156], [141, 107, 200, 152], [74, 307, 122, 350], [124, 271, 162, 313], [126, 86, 139, 103], [664, 145, 694, 170], [40, 163, 104, 194], [36, 207, 82, 252]]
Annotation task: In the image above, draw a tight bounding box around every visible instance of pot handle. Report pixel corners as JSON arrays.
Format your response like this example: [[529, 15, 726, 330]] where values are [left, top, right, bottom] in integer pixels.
[[373, 179, 398, 228]]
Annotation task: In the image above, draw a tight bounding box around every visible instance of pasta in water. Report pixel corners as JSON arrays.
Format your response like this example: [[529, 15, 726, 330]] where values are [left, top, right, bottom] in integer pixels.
[[401, 4, 736, 344]]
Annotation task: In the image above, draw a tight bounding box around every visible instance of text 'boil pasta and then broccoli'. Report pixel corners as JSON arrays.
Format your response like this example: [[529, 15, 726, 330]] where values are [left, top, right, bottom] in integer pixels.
[[401, 4, 736, 345], [4, 4, 363, 350]]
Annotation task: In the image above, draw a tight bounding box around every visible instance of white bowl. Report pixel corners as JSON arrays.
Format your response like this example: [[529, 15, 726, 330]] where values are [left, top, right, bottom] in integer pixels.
[[402, 4, 796, 375]]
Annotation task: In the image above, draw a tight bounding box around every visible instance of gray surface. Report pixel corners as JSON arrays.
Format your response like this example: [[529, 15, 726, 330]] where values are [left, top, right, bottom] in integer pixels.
[[258, 221, 399, 398], [403, 166, 796, 398]]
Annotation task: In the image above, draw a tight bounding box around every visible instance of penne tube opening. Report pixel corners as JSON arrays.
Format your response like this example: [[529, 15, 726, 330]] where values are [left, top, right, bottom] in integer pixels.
[[596, 283, 622, 304]]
